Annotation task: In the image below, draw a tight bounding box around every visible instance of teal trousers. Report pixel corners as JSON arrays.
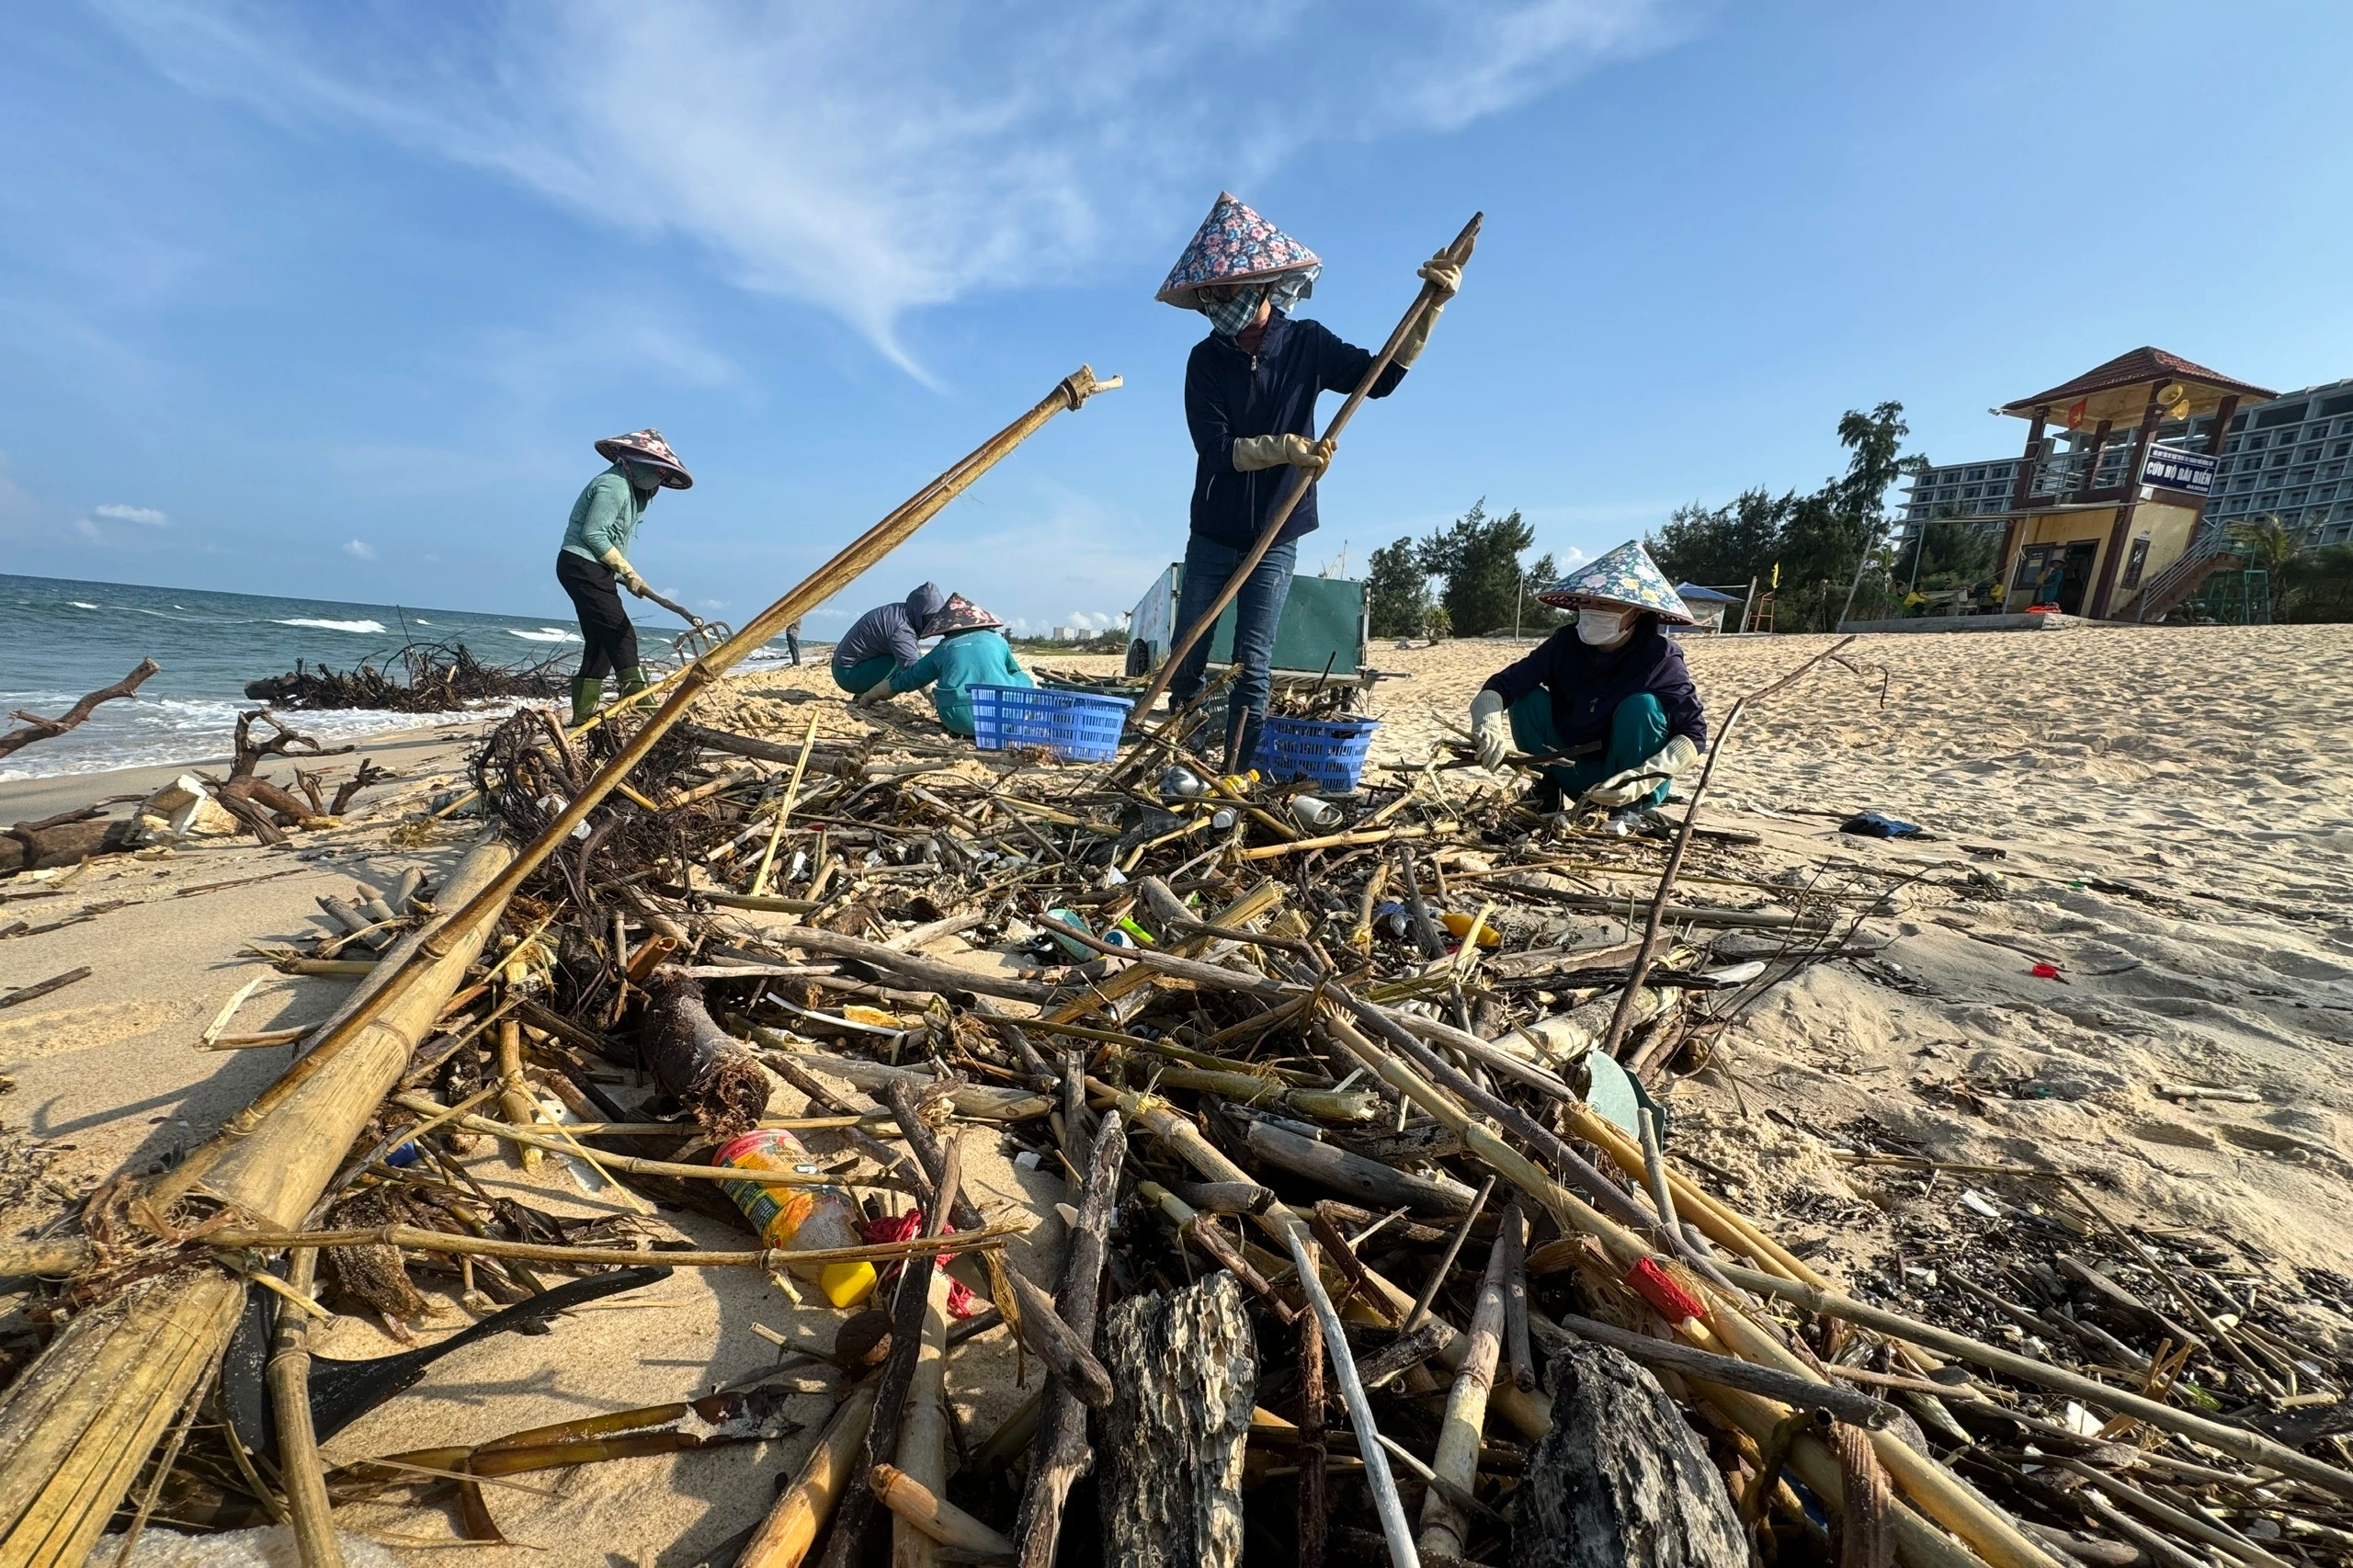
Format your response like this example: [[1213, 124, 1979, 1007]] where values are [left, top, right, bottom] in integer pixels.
[[1507, 690, 1670, 807], [832, 655, 895, 695]]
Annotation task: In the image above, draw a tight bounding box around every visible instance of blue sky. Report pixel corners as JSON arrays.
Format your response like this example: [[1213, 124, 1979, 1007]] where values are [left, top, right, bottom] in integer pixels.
[[3, 2, 2349, 635]]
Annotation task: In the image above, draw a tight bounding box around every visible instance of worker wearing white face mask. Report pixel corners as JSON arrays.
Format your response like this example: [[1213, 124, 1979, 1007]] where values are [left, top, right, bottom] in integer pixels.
[[1466, 540, 1708, 815]]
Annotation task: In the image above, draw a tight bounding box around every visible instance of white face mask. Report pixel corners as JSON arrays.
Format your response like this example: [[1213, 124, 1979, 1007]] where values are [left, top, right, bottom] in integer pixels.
[[1575, 606, 1634, 645]]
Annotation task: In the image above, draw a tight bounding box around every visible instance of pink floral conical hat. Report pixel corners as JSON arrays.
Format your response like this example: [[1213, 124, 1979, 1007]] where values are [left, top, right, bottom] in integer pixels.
[[595, 428, 693, 489], [920, 594, 1006, 637], [1535, 540, 1695, 624], [1155, 192, 1322, 309]]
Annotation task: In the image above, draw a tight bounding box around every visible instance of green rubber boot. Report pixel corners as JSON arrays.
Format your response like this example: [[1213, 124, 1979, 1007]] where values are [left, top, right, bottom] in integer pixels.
[[620, 665, 651, 698], [569, 676, 603, 726]]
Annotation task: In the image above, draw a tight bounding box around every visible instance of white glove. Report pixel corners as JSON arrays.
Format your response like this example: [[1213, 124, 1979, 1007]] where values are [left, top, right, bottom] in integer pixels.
[[1417, 252, 1463, 297], [1395, 252, 1461, 369], [598, 547, 648, 597], [1582, 734, 1699, 809], [1470, 688, 1510, 770], [849, 680, 895, 709], [1232, 433, 1336, 475]]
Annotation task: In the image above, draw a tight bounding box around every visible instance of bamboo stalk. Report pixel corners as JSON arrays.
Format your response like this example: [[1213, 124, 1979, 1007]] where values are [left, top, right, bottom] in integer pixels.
[[892, 1273, 955, 1568], [1416, 1227, 1508, 1561], [870, 1465, 1015, 1561], [751, 711, 823, 898], [738, 1384, 879, 1568], [206, 1222, 1018, 1271], [0, 838, 518, 1568], [267, 1248, 345, 1568]]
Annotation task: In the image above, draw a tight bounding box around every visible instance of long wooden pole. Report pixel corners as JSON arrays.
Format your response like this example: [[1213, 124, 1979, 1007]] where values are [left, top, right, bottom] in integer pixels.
[[158, 365, 1118, 1195], [1124, 219, 1479, 733]]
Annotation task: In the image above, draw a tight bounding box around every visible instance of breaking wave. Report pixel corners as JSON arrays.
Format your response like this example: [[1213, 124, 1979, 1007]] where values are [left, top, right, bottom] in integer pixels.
[[507, 627, 582, 643], [276, 617, 387, 634]]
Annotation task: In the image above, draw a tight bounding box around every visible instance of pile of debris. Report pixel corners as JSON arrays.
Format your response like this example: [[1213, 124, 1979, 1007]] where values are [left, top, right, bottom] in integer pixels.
[[0, 668, 2346, 1567], [2, 371, 2347, 1568], [245, 641, 568, 713]]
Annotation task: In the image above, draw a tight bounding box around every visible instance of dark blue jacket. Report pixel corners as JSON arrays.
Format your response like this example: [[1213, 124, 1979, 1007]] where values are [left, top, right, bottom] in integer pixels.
[[1184, 314, 1405, 550], [1482, 620, 1709, 753], [833, 582, 948, 673]]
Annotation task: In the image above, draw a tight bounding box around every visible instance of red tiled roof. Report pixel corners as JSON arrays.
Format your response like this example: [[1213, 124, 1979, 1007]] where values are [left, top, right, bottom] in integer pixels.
[[2000, 347, 2277, 414]]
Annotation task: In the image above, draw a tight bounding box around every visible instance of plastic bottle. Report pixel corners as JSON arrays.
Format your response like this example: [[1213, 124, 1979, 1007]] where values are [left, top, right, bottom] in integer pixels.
[[1159, 766, 1210, 800], [714, 1130, 876, 1307]]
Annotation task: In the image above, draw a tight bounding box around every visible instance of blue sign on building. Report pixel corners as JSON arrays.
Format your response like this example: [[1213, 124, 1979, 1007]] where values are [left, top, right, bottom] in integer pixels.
[[2142, 443, 2217, 496]]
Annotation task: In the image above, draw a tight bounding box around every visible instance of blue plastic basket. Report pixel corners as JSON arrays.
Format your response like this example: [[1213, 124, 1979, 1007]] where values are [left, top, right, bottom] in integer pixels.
[[1256, 714, 1381, 790], [970, 685, 1133, 763]]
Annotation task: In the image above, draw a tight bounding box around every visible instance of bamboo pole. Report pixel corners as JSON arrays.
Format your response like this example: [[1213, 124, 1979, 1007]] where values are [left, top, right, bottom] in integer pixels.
[[207, 1222, 1017, 1271], [1416, 1229, 1507, 1562], [892, 1274, 954, 1568], [739, 1384, 880, 1568], [266, 1249, 344, 1568], [181, 366, 1120, 1164], [0, 835, 516, 1568], [870, 1465, 1015, 1561]]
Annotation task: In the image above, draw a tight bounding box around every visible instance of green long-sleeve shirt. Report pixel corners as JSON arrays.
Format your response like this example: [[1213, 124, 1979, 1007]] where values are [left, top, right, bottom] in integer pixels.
[[889, 630, 1032, 736], [561, 466, 647, 563]]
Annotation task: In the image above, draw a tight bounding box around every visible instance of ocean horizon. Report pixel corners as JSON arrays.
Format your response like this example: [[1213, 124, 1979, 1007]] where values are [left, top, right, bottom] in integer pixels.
[[0, 572, 807, 781]]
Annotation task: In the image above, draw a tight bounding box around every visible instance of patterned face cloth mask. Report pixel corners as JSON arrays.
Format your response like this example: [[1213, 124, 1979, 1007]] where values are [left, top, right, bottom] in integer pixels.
[[1199, 284, 1269, 338]]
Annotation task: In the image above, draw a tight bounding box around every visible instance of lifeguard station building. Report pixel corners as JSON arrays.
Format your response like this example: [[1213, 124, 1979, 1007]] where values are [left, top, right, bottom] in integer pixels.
[[1987, 349, 2275, 620]]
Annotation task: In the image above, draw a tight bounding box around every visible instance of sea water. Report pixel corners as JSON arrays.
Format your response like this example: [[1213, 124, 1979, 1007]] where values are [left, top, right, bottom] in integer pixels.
[[0, 573, 804, 780]]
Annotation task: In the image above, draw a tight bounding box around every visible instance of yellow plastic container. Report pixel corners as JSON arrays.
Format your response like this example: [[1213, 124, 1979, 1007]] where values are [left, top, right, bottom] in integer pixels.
[[1440, 910, 1503, 949], [715, 1130, 876, 1308]]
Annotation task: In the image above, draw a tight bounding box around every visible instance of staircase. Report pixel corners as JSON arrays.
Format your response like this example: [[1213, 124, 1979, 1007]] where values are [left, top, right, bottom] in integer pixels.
[[2124, 527, 2241, 622]]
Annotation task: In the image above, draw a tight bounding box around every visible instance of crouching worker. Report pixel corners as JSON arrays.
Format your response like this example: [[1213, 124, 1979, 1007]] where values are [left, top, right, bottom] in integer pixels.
[[1468, 541, 1707, 819], [832, 583, 948, 699], [560, 428, 692, 725], [850, 596, 1031, 737]]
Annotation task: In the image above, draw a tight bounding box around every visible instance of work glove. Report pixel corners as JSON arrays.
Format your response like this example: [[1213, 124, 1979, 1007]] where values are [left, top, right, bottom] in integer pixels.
[[1581, 734, 1700, 810], [598, 547, 648, 597], [1417, 252, 1463, 297], [1469, 687, 1511, 770], [1232, 433, 1336, 475], [849, 680, 895, 709]]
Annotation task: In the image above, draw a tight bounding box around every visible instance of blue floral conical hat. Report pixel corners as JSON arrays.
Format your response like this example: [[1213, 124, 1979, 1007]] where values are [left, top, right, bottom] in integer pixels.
[[1155, 192, 1322, 309], [1536, 540, 1695, 623]]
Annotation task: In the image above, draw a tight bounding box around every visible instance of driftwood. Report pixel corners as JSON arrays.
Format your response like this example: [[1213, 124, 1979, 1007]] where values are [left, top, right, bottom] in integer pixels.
[[1012, 1108, 1126, 1568], [0, 658, 159, 759], [1511, 1341, 1746, 1568], [0, 814, 142, 876], [1097, 1272, 1256, 1568], [642, 975, 773, 1139], [1240, 1119, 1477, 1216]]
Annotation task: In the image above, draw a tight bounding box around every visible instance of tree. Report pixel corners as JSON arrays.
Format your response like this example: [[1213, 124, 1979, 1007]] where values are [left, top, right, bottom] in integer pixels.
[[1518, 553, 1571, 635], [2278, 541, 2353, 622], [1365, 537, 1431, 639], [1647, 489, 1790, 588], [2228, 513, 2300, 574], [1894, 512, 1999, 591], [1418, 500, 1537, 637]]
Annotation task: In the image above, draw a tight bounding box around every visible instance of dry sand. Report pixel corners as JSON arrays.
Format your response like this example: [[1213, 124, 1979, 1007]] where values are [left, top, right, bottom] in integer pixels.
[[4, 621, 2352, 1562]]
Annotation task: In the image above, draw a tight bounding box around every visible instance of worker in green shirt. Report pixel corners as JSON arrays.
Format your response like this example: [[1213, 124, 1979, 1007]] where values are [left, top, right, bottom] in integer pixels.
[[851, 595, 1032, 736], [557, 428, 691, 724]]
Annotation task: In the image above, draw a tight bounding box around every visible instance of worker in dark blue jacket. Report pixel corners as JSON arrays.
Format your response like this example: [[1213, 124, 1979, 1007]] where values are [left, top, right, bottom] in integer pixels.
[[1154, 192, 1459, 770], [1470, 541, 1709, 821]]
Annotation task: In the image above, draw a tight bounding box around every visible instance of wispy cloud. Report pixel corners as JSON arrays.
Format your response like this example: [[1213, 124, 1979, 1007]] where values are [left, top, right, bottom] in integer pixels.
[[95, 502, 168, 526], [344, 539, 377, 560], [94, 0, 1684, 375]]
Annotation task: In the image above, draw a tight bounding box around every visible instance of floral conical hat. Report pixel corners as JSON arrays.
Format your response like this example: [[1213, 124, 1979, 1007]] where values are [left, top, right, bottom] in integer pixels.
[[1154, 192, 1322, 309], [1536, 540, 1695, 623], [920, 594, 1006, 637], [595, 427, 693, 488]]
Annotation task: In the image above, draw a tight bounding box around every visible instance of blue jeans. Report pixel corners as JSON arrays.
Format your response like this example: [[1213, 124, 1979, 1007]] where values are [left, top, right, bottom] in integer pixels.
[[1508, 690, 1670, 807], [1168, 534, 1298, 769]]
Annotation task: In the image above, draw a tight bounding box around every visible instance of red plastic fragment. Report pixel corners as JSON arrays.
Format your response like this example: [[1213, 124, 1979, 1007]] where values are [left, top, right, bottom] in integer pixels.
[[1627, 1256, 1706, 1324]]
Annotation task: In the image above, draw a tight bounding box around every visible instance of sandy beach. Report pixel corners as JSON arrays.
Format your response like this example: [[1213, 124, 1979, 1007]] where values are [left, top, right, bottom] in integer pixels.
[[5, 620, 2352, 1562]]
